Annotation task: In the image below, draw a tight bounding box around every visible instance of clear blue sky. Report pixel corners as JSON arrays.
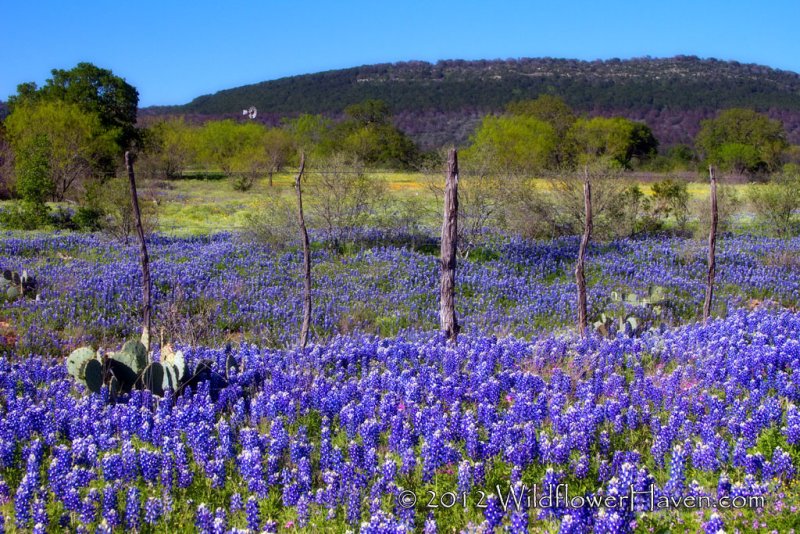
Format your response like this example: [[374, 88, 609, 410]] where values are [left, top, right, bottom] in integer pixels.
[[2, 0, 799, 107]]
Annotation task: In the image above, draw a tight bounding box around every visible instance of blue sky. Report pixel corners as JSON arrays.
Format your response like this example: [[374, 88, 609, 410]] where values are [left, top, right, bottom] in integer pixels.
[[2, 0, 798, 107]]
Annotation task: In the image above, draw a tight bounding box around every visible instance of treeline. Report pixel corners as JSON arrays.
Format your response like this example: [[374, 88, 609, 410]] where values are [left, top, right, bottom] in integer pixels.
[[1, 62, 800, 238], [172, 56, 800, 116]]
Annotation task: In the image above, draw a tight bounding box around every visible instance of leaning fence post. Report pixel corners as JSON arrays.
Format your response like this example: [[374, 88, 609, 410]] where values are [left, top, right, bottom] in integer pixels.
[[703, 165, 718, 324], [440, 148, 460, 342], [294, 152, 311, 349], [125, 151, 152, 351], [575, 166, 592, 337]]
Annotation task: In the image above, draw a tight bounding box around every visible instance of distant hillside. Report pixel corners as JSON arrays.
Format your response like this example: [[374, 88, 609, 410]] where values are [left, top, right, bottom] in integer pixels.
[[144, 56, 800, 149]]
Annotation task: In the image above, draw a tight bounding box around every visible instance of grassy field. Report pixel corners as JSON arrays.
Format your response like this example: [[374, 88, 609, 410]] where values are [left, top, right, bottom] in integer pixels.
[[0, 171, 754, 236], [145, 172, 753, 235]]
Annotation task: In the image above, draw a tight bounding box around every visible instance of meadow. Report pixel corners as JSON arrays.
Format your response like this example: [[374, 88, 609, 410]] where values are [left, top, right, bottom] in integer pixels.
[[136, 173, 753, 236], [1, 205, 800, 533]]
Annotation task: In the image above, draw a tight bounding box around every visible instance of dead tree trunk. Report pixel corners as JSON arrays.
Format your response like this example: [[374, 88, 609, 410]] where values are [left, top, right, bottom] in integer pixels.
[[125, 151, 151, 350], [703, 165, 718, 324], [294, 153, 311, 349], [575, 166, 592, 337], [440, 148, 460, 342]]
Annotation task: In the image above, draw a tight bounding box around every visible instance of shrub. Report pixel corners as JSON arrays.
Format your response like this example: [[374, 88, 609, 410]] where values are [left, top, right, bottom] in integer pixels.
[[747, 173, 800, 237]]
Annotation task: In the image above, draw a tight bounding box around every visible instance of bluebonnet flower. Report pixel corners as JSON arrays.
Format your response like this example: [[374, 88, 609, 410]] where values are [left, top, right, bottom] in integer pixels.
[[245, 496, 260, 532]]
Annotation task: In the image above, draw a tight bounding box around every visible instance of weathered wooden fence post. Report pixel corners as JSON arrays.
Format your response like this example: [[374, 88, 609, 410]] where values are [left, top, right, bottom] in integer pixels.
[[703, 165, 718, 324], [294, 152, 311, 349], [440, 148, 460, 342], [125, 151, 152, 350], [575, 166, 592, 337]]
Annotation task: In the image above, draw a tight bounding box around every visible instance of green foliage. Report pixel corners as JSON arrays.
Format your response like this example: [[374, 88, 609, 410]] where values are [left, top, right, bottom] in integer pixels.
[[747, 173, 800, 236], [198, 120, 267, 178], [651, 178, 690, 231], [138, 117, 199, 179], [344, 99, 391, 126], [506, 95, 576, 166], [283, 114, 335, 159], [464, 115, 558, 174], [612, 184, 664, 236], [334, 100, 418, 168], [4, 100, 118, 201], [175, 57, 800, 120], [569, 116, 658, 168], [0, 134, 52, 229], [9, 62, 139, 151], [696, 108, 788, 174]]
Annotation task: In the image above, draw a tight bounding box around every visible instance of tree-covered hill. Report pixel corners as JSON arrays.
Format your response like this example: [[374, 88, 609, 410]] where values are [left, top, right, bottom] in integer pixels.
[[147, 56, 800, 149]]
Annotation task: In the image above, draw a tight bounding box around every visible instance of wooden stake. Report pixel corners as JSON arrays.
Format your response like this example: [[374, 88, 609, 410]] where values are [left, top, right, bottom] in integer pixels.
[[703, 165, 718, 324], [294, 153, 311, 349], [575, 166, 592, 337], [125, 151, 151, 350], [440, 148, 460, 342]]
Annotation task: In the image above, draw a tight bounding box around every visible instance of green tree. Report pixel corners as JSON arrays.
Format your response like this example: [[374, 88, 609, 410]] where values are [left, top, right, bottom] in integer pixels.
[[262, 128, 294, 186], [344, 99, 391, 126], [695, 109, 787, 174], [284, 114, 335, 159], [4, 101, 118, 201], [506, 95, 576, 166], [0, 135, 52, 229], [336, 100, 418, 168], [138, 118, 199, 179], [464, 115, 558, 174], [9, 62, 139, 151], [198, 120, 266, 175], [569, 117, 658, 168]]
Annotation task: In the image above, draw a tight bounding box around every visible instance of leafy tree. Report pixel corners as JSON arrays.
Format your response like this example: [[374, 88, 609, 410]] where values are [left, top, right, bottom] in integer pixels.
[[9, 62, 139, 151], [695, 109, 787, 174], [506, 95, 576, 167], [344, 99, 391, 126], [464, 115, 558, 174], [138, 118, 198, 179], [198, 120, 266, 176], [0, 135, 52, 229], [284, 114, 335, 159], [4, 100, 118, 201], [262, 128, 294, 186], [569, 117, 657, 168], [336, 100, 418, 168]]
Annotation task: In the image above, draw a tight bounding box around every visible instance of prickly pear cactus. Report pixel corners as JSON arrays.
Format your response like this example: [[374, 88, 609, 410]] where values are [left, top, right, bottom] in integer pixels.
[[66, 339, 213, 399], [141, 362, 165, 397], [1, 268, 38, 300], [84, 359, 104, 393], [161, 345, 187, 392], [66, 347, 102, 390]]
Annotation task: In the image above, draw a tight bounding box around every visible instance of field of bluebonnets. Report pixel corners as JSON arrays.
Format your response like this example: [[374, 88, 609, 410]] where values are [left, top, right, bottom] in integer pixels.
[[2, 229, 800, 533]]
